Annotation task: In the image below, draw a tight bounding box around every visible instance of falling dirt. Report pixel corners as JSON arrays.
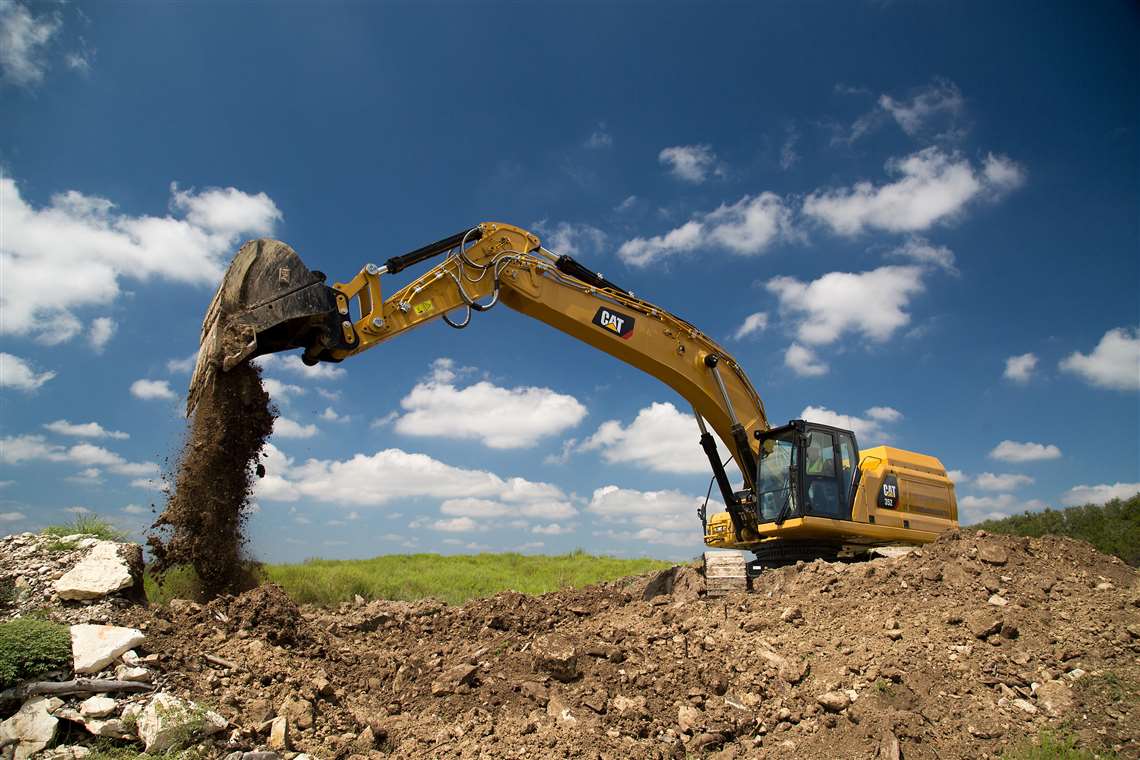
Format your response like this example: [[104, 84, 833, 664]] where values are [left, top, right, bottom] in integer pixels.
[[148, 361, 275, 598]]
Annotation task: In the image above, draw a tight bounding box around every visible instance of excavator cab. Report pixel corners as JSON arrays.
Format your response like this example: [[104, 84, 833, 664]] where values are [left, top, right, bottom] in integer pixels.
[[755, 420, 860, 525]]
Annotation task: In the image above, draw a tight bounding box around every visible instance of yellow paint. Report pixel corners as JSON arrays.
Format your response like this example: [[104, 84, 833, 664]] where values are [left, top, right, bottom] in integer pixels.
[[413, 300, 434, 316]]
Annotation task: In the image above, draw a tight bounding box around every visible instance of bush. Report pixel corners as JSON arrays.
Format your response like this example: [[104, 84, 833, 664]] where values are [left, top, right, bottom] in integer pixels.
[[42, 515, 128, 542], [0, 617, 72, 688], [1002, 730, 1117, 759], [971, 494, 1140, 566]]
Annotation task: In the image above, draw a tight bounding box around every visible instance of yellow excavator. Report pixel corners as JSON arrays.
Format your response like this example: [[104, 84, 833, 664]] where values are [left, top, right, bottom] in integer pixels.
[[188, 222, 958, 591]]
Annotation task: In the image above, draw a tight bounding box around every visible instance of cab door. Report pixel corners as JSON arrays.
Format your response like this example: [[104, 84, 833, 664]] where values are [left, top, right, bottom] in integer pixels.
[[802, 428, 845, 519]]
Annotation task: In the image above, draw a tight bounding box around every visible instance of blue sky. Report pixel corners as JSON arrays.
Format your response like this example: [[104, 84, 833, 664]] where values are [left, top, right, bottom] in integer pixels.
[[1, 1, 1137, 562]]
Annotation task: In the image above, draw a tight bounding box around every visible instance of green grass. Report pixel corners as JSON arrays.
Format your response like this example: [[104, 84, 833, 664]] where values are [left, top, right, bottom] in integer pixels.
[[43, 514, 129, 542], [1002, 731, 1118, 759], [146, 550, 674, 606], [0, 617, 72, 688], [971, 494, 1139, 566]]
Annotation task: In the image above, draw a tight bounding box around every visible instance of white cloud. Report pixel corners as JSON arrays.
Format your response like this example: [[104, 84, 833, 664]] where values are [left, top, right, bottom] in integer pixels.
[[587, 485, 702, 547], [67, 443, 158, 476], [43, 420, 128, 440], [0, 434, 67, 464], [64, 506, 91, 515], [67, 467, 103, 485], [166, 353, 197, 374], [946, 470, 968, 485], [0, 434, 156, 477], [584, 123, 613, 149], [131, 477, 168, 493], [0, 0, 59, 86], [432, 517, 481, 533], [784, 343, 828, 377], [802, 148, 1024, 236], [767, 266, 927, 346], [88, 317, 116, 353], [532, 220, 608, 257], [0, 511, 27, 523], [0, 352, 56, 390], [121, 504, 148, 515], [319, 407, 351, 423], [394, 364, 586, 449], [1060, 482, 1140, 506], [1059, 327, 1140, 391], [887, 236, 958, 275], [532, 523, 574, 535], [780, 126, 799, 170], [1, 178, 281, 344], [130, 379, 175, 400], [543, 438, 578, 466], [273, 417, 318, 439], [659, 144, 719, 183], [262, 377, 305, 404], [618, 193, 795, 267], [799, 405, 902, 442], [440, 498, 510, 518], [615, 195, 638, 213], [255, 353, 345, 381], [733, 312, 768, 340], [370, 411, 399, 429], [958, 493, 1046, 524], [989, 440, 1062, 463], [973, 472, 1034, 491], [878, 79, 965, 137], [579, 401, 722, 474], [1003, 353, 1038, 384]]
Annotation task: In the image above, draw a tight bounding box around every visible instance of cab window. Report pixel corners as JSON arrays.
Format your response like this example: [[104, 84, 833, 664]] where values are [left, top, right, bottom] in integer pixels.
[[837, 432, 856, 509], [804, 430, 840, 517]]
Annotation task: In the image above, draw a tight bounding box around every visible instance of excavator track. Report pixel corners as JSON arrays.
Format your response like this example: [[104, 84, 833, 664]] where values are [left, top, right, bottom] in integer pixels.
[[702, 551, 748, 596]]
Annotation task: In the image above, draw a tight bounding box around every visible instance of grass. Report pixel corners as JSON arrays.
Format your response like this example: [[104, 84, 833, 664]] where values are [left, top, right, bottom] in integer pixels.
[[0, 617, 72, 688], [1002, 731, 1118, 759], [971, 494, 1139, 566], [42, 514, 129, 542], [146, 550, 674, 606]]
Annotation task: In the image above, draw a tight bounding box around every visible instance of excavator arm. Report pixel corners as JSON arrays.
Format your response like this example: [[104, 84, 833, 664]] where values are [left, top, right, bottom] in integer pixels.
[[188, 222, 768, 519]]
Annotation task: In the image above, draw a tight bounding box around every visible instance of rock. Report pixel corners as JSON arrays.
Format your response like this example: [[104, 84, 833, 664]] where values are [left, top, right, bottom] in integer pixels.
[[267, 716, 290, 752], [988, 594, 1009, 607], [277, 696, 314, 730], [546, 695, 577, 726], [978, 545, 1008, 565], [816, 691, 851, 713], [691, 732, 724, 750], [0, 696, 62, 760], [532, 633, 579, 682], [758, 648, 809, 684], [137, 693, 227, 754], [79, 696, 117, 719], [351, 725, 376, 753], [1012, 698, 1037, 714], [1035, 680, 1075, 716], [520, 681, 550, 706], [885, 629, 903, 640], [53, 541, 138, 600], [677, 704, 703, 733], [431, 663, 478, 696], [780, 606, 802, 622], [610, 694, 645, 715], [966, 610, 1004, 639], [1095, 581, 1113, 590], [39, 747, 90, 760], [245, 698, 273, 725], [70, 624, 146, 674], [84, 718, 133, 739], [879, 730, 901, 760], [242, 753, 280, 760], [115, 665, 153, 682]]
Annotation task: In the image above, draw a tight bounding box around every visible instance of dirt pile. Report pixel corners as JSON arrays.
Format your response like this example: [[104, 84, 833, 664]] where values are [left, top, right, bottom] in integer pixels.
[[113, 530, 1139, 759], [148, 362, 275, 598]]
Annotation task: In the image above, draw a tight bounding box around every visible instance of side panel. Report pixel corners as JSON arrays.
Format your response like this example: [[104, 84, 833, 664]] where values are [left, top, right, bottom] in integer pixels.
[[855, 446, 958, 536]]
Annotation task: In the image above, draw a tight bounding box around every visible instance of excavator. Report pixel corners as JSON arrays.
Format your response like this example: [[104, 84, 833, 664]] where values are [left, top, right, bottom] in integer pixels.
[[187, 222, 958, 593]]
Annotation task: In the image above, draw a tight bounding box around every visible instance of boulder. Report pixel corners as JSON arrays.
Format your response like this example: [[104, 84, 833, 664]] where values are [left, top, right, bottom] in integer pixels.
[[0, 697, 62, 760], [53, 541, 137, 600], [70, 624, 146, 674], [78, 696, 117, 719], [978, 545, 1008, 566], [532, 634, 579, 682], [137, 693, 226, 754]]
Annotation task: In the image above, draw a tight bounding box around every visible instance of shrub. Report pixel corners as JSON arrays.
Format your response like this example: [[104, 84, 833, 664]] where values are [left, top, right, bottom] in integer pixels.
[[42, 515, 128, 542], [0, 617, 72, 688]]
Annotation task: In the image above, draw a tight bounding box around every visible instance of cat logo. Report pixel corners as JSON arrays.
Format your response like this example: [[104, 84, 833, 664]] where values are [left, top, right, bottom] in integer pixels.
[[878, 474, 899, 509], [592, 307, 635, 339]]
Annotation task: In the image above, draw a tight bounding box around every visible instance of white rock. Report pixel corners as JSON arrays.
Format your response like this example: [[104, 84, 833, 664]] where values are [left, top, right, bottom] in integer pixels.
[[54, 541, 135, 600], [84, 718, 133, 739], [38, 745, 91, 760], [79, 696, 117, 719], [70, 624, 146, 674], [0, 697, 63, 760], [1012, 698, 1037, 714], [121, 649, 141, 667], [115, 665, 153, 683], [987, 594, 1009, 607], [137, 693, 227, 754]]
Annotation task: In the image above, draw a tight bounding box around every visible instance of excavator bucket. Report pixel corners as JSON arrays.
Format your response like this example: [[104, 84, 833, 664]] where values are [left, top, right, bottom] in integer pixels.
[[186, 238, 347, 416]]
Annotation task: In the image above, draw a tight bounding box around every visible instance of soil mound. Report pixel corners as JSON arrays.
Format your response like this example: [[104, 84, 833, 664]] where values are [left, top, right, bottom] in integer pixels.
[[219, 583, 303, 645], [148, 362, 274, 598]]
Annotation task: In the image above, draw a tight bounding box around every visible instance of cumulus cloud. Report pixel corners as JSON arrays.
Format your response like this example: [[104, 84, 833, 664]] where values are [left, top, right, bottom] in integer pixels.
[[261, 378, 305, 404], [1059, 327, 1140, 391], [273, 417, 318, 439], [658, 144, 720, 183], [887, 236, 958, 275], [88, 317, 116, 353], [1, 178, 281, 345], [0, 352, 55, 390], [0, 512, 27, 523], [784, 343, 828, 377], [732, 312, 768, 340], [878, 79, 965, 137], [43, 420, 128, 440], [1060, 482, 1140, 506], [532, 523, 574, 535], [0, 0, 59, 86], [531, 220, 608, 257], [989, 440, 1062, 463], [129, 379, 175, 400], [166, 353, 197, 374], [767, 266, 926, 346], [319, 407, 351, 423], [618, 193, 796, 267], [393, 361, 586, 449], [579, 401, 726, 475], [799, 405, 902, 442], [802, 148, 1024, 236], [1003, 353, 1038, 384], [0, 434, 156, 477], [946, 470, 968, 485], [254, 353, 345, 381], [587, 485, 703, 547], [973, 472, 1034, 491], [958, 493, 1046, 524]]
